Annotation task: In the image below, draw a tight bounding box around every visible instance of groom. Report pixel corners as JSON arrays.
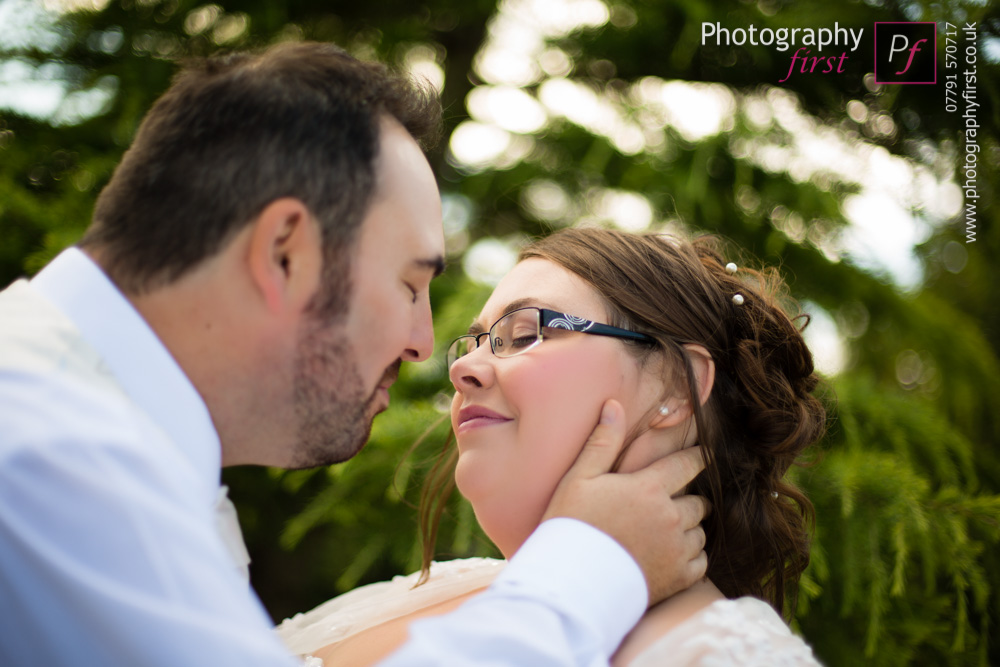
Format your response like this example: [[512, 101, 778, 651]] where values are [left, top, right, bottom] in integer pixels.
[[0, 42, 708, 666]]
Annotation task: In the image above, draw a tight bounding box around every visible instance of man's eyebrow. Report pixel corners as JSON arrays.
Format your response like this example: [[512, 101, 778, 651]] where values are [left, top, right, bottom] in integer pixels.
[[468, 297, 547, 335], [415, 256, 446, 278]]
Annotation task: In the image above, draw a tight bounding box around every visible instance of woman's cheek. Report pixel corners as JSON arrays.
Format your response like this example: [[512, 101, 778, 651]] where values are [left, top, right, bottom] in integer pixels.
[[512, 348, 621, 487]]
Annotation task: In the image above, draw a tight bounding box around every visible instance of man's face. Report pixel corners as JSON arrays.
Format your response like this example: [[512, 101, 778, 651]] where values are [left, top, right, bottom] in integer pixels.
[[289, 118, 445, 468]]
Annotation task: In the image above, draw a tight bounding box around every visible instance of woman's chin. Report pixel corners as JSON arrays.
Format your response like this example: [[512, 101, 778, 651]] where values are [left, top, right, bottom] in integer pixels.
[[454, 456, 492, 502]]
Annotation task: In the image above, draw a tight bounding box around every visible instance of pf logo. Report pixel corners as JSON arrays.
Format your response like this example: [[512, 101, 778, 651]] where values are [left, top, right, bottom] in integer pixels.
[[874, 22, 937, 84]]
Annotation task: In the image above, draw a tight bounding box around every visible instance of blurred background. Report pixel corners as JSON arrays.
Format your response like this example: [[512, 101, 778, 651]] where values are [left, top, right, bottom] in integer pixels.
[[1, 0, 998, 663]]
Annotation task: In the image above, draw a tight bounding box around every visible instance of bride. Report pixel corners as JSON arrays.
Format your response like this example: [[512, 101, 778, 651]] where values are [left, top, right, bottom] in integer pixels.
[[278, 227, 827, 665]]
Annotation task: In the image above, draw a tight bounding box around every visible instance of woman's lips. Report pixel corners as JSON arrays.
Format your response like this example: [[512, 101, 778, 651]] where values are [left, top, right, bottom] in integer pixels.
[[456, 406, 513, 434]]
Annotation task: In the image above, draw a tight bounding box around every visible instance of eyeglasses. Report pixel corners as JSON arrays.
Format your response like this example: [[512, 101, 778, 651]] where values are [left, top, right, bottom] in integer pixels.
[[447, 307, 655, 368]]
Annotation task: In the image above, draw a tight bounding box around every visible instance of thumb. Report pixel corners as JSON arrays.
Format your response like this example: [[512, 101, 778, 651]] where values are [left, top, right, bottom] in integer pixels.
[[561, 400, 627, 483]]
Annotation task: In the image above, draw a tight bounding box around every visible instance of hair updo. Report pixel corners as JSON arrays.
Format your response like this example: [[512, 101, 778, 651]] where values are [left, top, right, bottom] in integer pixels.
[[520, 227, 827, 614]]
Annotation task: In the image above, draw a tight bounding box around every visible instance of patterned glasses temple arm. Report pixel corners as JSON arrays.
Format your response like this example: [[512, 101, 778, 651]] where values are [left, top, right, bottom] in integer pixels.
[[538, 309, 655, 343]]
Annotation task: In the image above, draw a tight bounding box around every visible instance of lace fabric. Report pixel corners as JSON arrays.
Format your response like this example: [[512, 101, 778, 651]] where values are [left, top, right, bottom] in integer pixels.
[[630, 597, 820, 666], [276, 558, 820, 666]]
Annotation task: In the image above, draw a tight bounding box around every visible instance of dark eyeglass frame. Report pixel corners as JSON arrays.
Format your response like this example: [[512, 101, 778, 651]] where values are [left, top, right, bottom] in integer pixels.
[[447, 307, 655, 368]]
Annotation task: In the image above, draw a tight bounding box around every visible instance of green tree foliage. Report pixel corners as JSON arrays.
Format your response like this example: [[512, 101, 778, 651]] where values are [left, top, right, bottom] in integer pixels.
[[2, 0, 998, 664]]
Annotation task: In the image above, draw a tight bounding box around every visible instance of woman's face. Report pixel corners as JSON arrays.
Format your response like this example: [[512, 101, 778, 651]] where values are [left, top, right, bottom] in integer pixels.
[[449, 258, 668, 557]]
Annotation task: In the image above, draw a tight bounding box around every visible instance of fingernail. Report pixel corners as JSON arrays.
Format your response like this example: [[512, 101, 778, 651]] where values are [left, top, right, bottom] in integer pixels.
[[601, 402, 617, 424]]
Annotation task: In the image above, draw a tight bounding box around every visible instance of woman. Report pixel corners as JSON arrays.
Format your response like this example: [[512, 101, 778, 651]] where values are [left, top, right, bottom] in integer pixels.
[[278, 228, 826, 665]]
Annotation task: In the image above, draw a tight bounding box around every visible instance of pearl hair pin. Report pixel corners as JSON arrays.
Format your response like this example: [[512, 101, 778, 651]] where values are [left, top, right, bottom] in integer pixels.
[[770, 491, 779, 499], [726, 264, 743, 305]]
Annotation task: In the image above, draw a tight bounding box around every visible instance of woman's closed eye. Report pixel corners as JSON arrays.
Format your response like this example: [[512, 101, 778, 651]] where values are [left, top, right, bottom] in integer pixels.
[[506, 324, 539, 347], [509, 335, 537, 349]]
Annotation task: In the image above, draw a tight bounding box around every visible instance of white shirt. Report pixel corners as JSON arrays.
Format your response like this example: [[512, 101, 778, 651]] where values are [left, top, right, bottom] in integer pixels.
[[0, 248, 646, 666]]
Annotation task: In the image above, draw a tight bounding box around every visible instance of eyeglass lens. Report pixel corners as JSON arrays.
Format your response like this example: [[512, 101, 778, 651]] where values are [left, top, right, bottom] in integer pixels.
[[448, 308, 542, 366], [491, 308, 541, 356]]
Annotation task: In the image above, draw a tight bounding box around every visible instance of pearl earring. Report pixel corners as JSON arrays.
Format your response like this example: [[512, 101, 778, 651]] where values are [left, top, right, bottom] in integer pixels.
[[658, 405, 670, 416]]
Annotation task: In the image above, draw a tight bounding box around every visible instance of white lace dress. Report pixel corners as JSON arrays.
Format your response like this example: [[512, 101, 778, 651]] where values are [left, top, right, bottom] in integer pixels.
[[275, 558, 821, 666]]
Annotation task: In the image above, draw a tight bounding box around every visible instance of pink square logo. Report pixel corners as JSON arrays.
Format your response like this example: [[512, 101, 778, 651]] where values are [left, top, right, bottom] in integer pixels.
[[874, 22, 937, 84]]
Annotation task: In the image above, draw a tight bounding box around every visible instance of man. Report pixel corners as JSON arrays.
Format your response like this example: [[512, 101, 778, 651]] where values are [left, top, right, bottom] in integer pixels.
[[0, 42, 708, 665]]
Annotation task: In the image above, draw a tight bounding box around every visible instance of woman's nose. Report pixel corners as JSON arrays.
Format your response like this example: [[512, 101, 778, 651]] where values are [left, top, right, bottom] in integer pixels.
[[449, 339, 495, 391]]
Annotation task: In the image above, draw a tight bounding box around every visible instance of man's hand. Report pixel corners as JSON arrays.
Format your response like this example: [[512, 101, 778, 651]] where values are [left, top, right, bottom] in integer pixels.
[[542, 400, 710, 606]]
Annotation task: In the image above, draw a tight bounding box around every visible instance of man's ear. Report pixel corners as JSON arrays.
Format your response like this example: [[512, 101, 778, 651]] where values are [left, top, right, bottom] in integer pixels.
[[245, 198, 323, 314], [649, 344, 716, 429]]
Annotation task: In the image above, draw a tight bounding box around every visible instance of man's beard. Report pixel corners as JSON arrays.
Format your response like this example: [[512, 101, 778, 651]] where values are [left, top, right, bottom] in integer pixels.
[[290, 318, 396, 469]]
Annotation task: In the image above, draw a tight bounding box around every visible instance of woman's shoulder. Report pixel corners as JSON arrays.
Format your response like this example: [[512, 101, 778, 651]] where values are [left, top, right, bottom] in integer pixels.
[[276, 557, 504, 656], [628, 596, 821, 667]]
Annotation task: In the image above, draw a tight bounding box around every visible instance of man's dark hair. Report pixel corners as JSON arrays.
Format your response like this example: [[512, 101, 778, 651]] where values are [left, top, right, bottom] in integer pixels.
[[81, 41, 441, 310]]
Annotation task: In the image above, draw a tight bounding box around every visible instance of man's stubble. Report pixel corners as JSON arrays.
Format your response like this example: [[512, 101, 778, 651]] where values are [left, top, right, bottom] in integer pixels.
[[291, 315, 381, 469]]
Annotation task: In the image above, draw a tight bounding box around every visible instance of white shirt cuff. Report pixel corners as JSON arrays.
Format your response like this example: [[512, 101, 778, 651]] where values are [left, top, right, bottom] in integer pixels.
[[493, 517, 647, 656]]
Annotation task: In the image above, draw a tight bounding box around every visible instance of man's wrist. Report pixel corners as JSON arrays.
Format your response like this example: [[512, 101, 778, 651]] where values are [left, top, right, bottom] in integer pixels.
[[495, 517, 647, 655]]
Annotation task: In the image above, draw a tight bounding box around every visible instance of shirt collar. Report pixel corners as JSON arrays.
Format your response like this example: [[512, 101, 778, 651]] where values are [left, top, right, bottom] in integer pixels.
[[31, 247, 222, 497]]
